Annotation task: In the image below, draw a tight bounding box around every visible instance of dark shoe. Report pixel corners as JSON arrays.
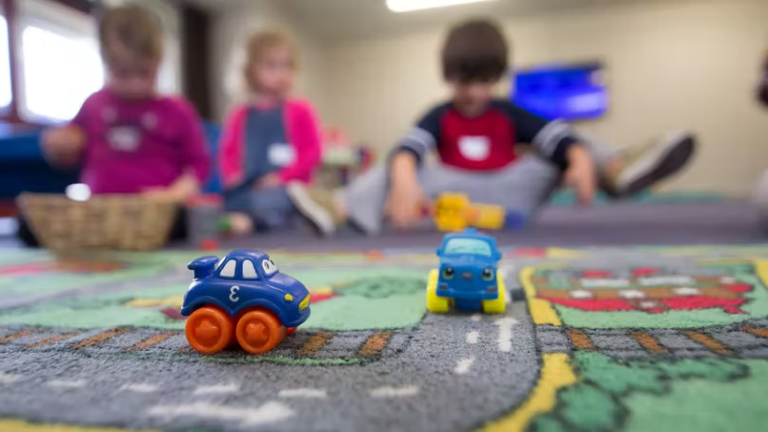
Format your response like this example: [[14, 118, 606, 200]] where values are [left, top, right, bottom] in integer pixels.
[[611, 132, 696, 197]]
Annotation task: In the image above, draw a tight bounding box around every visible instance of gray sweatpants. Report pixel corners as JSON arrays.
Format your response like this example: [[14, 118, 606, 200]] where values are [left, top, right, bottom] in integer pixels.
[[338, 137, 619, 234]]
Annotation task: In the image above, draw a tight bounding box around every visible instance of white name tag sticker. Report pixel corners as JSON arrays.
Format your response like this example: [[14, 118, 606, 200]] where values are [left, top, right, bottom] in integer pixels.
[[458, 136, 491, 161], [268, 144, 296, 167], [107, 126, 141, 152]]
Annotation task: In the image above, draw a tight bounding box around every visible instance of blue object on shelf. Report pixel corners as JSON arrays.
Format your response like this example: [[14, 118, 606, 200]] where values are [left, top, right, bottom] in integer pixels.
[[512, 61, 608, 121]]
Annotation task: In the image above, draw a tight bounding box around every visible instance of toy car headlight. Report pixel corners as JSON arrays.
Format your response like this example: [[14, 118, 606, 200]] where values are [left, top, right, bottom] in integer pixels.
[[442, 267, 455, 280], [482, 267, 494, 281], [298, 295, 310, 312]]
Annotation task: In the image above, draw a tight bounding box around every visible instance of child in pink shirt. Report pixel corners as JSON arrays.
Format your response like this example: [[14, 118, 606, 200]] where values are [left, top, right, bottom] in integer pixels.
[[42, 5, 209, 202], [220, 30, 322, 235]]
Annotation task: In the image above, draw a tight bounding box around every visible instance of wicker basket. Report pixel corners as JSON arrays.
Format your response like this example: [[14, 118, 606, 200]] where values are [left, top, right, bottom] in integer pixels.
[[17, 193, 178, 251]]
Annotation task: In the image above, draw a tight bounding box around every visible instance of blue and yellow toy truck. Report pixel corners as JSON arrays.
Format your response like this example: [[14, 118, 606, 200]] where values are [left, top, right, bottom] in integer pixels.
[[181, 249, 311, 354], [427, 229, 506, 314]]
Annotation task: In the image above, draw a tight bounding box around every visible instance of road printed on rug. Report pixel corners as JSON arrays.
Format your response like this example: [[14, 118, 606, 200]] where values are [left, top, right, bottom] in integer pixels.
[[1, 247, 768, 431], [485, 257, 768, 432]]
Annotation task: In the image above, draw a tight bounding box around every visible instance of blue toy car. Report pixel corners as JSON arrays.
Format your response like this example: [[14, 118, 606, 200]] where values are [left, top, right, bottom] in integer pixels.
[[427, 229, 506, 314], [181, 249, 311, 354]]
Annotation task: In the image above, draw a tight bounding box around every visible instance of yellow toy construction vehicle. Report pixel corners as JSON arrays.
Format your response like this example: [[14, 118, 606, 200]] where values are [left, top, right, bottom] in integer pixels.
[[433, 193, 507, 232]]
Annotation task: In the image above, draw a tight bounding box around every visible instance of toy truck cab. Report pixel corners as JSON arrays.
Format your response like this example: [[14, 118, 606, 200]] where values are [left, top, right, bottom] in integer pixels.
[[427, 229, 506, 314], [181, 250, 311, 355]]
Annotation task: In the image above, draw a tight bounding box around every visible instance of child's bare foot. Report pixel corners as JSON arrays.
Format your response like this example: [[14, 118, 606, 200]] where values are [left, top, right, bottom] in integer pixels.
[[605, 132, 696, 197]]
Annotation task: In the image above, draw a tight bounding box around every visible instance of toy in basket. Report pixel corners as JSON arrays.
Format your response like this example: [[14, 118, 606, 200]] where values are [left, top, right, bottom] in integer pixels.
[[17, 190, 178, 251]]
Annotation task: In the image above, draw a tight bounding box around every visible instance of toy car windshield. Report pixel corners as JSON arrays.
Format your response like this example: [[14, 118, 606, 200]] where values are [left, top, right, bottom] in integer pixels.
[[443, 238, 493, 256]]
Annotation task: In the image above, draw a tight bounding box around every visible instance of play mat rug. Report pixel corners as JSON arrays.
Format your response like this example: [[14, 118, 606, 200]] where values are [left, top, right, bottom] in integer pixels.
[[0, 245, 767, 432]]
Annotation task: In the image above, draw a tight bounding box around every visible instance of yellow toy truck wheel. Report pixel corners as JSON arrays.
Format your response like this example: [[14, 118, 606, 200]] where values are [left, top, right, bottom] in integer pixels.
[[426, 269, 451, 313], [482, 270, 506, 314]]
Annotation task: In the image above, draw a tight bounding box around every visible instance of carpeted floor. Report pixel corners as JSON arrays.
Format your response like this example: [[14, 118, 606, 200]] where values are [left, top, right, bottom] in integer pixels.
[[1, 241, 768, 432]]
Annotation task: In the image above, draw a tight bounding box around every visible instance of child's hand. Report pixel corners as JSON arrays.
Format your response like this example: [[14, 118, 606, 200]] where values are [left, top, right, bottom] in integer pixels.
[[564, 145, 596, 205], [142, 173, 199, 204], [387, 152, 425, 229], [42, 125, 85, 168], [142, 187, 184, 203]]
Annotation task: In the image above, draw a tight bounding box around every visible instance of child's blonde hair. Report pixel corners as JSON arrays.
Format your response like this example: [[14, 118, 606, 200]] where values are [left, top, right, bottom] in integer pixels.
[[99, 5, 163, 66], [243, 29, 298, 91]]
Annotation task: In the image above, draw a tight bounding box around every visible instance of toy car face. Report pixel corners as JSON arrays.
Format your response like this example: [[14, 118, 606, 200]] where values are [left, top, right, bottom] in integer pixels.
[[181, 250, 311, 328], [436, 230, 502, 300]]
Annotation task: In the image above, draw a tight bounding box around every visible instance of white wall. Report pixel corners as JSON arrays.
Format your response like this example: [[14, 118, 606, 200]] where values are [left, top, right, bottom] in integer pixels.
[[322, 0, 768, 195], [211, 0, 328, 122]]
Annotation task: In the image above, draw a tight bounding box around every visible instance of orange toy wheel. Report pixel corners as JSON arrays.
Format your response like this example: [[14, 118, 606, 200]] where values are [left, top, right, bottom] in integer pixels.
[[235, 309, 285, 354], [286, 327, 296, 336], [185, 306, 235, 354]]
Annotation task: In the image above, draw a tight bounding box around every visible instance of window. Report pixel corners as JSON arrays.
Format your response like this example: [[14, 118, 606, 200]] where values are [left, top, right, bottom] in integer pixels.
[[0, 15, 11, 111], [20, 25, 102, 122], [16, 0, 102, 123], [242, 260, 258, 279], [219, 260, 236, 278]]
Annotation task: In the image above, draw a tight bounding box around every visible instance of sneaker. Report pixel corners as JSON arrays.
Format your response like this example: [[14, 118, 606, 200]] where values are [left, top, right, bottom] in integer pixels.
[[286, 183, 342, 236], [611, 132, 696, 197]]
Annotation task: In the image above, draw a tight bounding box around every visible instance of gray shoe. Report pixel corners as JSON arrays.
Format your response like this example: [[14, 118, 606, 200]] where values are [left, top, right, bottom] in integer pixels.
[[286, 183, 341, 236]]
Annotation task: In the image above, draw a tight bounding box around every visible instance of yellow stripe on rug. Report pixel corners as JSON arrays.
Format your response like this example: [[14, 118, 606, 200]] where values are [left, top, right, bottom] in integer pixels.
[[520, 267, 562, 326], [0, 419, 159, 432], [477, 353, 577, 432]]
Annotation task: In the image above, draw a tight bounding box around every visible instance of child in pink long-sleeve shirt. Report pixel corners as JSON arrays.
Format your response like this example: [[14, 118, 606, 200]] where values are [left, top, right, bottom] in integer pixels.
[[43, 5, 209, 202], [220, 30, 322, 235]]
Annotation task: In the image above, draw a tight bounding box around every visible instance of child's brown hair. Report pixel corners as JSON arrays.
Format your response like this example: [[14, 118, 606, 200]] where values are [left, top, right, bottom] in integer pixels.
[[442, 19, 509, 83], [243, 29, 297, 91], [98, 5, 163, 66]]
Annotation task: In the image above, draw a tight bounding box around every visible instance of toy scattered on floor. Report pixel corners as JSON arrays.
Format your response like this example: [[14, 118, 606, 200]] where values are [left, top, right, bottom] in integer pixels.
[[186, 194, 223, 250], [181, 249, 311, 354], [433, 193, 525, 232], [427, 228, 507, 314]]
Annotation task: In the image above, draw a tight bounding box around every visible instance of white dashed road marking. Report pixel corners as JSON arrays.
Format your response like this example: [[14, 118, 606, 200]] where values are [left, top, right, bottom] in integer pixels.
[[369, 386, 419, 398], [466, 331, 479, 344], [0, 373, 21, 384], [673, 287, 700, 296], [454, 357, 474, 375], [495, 317, 517, 353], [148, 401, 293, 427], [278, 388, 327, 399], [193, 383, 240, 395], [121, 383, 158, 393], [619, 290, 646, 299], [46, 379, 86, 388], [570, 289, 593, 299]]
